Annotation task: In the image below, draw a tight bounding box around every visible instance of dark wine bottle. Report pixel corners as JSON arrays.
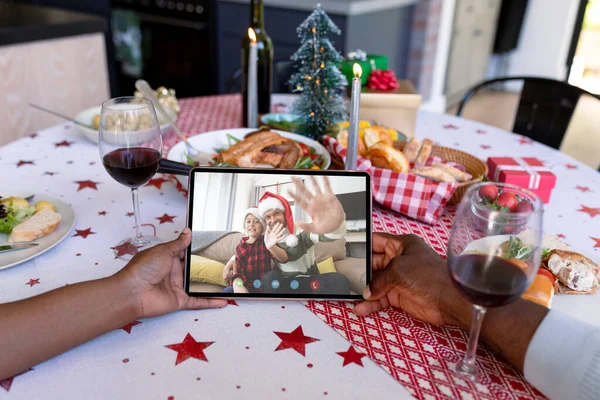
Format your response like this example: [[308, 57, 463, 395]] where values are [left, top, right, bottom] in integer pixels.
[[241, 0, 273, 127]]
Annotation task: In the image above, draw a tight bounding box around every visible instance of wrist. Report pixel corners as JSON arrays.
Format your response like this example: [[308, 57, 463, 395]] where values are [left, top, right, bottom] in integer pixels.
[[440, 285, 471, 330], [110, 272, 144, 320]]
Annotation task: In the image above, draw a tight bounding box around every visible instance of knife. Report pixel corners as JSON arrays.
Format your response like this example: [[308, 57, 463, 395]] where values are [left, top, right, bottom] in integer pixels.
[[0, 243, 39, 253]]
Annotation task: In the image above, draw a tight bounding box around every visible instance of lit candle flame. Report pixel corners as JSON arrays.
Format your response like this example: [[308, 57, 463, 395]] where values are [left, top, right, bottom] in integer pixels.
[[353, 63, 362, 78], [248, 27, 257, 43]]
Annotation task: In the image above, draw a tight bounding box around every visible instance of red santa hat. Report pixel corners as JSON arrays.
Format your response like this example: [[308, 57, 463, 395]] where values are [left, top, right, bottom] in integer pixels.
[[258, 191, 298, 247], [244, 206, 266, 233]]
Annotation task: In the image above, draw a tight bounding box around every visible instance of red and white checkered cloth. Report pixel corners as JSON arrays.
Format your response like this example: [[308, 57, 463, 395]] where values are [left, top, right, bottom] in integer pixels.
[[323, 136, 458, 225]]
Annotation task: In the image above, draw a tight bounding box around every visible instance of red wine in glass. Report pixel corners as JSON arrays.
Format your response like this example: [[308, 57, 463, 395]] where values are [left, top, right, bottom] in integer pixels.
[[447, 182, 543, 381], [103, 148, 161, 188], [99, 96, 163, 258], [449, 254, 529, 308]]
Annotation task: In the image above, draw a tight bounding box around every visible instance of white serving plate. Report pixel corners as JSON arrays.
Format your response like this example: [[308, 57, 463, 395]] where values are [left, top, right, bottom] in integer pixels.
[[166, 128, 332, 188], [74, 106, 172, 144], [0, 195, 75, 271]]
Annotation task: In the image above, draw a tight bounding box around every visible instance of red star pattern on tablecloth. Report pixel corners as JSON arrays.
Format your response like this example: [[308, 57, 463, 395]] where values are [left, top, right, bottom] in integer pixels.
[[517, 137, 533, 145], [26, 278, 40, 287], [111, 241, 139, 258], [576, 186, 592, 193], [592, 237, 600, 248], [98, 211, 107, 216], [146, 177, 169, 190], [227, 300, 238, 306], [480, 144, 491, 150], [566, 163, 578, 169], [156, 213, 176, 224], [578, 205, 600, 218], [16, 160, 34, 167], [336, 346, 366, 367], [165, 333, 214, 365], [0, 369, 32, 392], [74, 180, 100, 191], [120, 321, 142, 334], [43, 172, 57, 176], [73, 228, 96, 239], [443, 124, 458, 129], [273, 326, 319, 356], [55, 140, 74, 147]]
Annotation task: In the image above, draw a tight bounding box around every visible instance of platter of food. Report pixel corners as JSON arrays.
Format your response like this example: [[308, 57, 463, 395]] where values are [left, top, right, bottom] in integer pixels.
[[166, 127, 331, 188], [464, 233, 600, 309], [0, 194, 75, 270]]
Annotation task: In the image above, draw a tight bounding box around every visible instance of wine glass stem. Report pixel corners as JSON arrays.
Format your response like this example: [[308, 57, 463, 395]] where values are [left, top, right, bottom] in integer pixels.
[[457, 305, 487, 378], [131, 188, 143, 244]]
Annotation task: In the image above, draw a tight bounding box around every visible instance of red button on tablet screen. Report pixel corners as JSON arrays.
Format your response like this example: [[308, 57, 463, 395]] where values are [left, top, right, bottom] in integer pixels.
[[310, 280, 320, 291]]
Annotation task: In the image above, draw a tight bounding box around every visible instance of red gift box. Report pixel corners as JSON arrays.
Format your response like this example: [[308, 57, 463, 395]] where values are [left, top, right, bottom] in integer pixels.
[[487, 157, 556, 203]]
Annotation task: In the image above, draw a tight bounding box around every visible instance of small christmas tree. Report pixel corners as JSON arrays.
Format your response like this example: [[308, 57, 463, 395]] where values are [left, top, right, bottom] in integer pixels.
[[289, 5, 348, 139]]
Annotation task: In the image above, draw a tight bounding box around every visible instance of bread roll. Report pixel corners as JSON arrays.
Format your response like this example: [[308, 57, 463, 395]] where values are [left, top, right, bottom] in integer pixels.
[[337, 130, 367, 156], [522, 274, 554, 308], [415, 139, 433, 166], [367, 142, 410, 172], [403, 138, 421, 163], [411, 166, 456, 182], [364, 126, 393, 148], [8, 209, 62, 243], [431, 163, 471, 182]]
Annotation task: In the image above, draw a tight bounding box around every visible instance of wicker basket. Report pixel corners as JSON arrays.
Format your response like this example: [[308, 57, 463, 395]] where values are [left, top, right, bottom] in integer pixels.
[[326, 139, 488, 205], [394, 141, 488, 205]]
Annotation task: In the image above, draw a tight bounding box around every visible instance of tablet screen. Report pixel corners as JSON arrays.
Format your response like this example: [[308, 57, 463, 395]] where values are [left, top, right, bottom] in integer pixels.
[[186, 169, 371, 300]]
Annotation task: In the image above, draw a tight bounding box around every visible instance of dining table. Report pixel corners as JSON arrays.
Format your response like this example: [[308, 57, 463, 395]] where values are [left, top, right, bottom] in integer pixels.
[[1, 93, 599, 400]]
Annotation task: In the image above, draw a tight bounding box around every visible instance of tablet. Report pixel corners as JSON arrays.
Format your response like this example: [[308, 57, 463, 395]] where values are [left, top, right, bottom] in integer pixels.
[[184, 168, 371, 300]]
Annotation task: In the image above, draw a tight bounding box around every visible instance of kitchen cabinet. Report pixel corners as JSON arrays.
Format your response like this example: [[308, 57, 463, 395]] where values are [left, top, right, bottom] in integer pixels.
[[445, 0, 501, 106]]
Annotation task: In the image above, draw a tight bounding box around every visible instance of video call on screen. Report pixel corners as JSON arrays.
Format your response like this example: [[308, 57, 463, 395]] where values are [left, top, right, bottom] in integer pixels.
[[188, 171, 369, 298]]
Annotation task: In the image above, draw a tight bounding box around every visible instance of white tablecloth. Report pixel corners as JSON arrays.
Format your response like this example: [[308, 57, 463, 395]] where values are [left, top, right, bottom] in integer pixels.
[[1, 98, 599, 399]]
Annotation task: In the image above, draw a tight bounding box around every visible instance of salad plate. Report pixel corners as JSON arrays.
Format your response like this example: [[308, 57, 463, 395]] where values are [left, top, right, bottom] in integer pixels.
[[0, 195, 75, 271]]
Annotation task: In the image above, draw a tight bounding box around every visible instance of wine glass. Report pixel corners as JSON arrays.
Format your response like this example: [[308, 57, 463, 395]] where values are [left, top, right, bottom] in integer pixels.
[[99, 97, 163, 257], [447, 182, 543, 381]]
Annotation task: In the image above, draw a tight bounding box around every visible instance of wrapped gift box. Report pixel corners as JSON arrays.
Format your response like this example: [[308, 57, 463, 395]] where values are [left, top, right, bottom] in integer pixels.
[[487, 157, 557, 203], [339, 54, 388, 86]]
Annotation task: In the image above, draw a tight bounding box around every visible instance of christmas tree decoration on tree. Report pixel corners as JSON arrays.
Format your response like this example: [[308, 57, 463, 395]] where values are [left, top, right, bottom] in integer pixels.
[[288, 5, 347, 139]]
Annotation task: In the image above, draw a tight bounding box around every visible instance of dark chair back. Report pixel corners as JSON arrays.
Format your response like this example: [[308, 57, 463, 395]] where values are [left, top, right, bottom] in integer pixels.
[[456, 76, 600, 150]]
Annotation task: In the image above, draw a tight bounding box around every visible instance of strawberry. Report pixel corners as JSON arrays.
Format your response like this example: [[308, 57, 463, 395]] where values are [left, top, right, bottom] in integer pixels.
[[515, 200, 534, 213], [497, 192, 518, 212], [478, 184, 499, 202]]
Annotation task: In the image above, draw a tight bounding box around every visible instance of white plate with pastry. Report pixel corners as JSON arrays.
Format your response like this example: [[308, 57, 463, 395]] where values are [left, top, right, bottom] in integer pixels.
[[0, 194, 75, 271]]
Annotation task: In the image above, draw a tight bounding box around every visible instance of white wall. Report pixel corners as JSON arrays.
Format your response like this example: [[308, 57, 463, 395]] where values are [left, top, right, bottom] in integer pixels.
[[419, 0, 456, 113], [504, 0, 579, 80]]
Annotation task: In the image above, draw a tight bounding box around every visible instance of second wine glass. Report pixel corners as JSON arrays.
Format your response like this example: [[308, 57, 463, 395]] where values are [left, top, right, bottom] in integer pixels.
[[447, 182, 543, 381], [99, 97, 163, 257]]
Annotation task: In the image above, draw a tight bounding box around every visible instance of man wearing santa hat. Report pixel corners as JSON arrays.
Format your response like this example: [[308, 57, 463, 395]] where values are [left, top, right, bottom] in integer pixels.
[[258, 176, 351, 294]]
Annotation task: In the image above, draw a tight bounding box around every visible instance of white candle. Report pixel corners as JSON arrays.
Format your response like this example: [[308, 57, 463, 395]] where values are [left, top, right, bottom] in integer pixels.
[[247, 27, 258, 129], [345, 63, 362, 170]]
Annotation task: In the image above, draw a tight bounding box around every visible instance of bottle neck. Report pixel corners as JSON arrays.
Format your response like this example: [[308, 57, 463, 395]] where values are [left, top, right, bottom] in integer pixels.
[[250, 0, 265, 30]]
